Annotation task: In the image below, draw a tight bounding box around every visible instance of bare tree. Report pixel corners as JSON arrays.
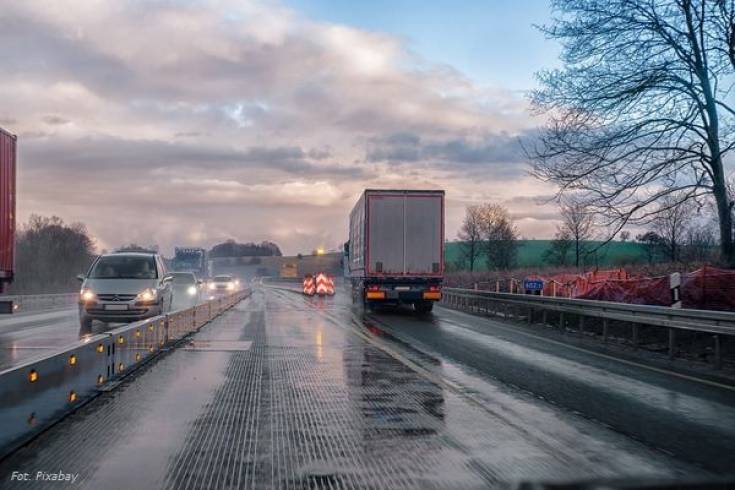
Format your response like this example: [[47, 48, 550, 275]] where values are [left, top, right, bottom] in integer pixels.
[[477, 203, 519, 270], [527, 0, 735, 267], [543, 228, 573, 266], [457, 205, 483, 271], [651, 195, 697, 262], [682, 222, 717, 262], [620, 230, 630, 242], [714, 0, 735, 70], [559, 199, 595, 268]]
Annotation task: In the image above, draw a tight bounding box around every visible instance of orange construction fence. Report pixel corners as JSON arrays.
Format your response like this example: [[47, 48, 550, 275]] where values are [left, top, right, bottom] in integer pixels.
[[545, 266, 735, 311]]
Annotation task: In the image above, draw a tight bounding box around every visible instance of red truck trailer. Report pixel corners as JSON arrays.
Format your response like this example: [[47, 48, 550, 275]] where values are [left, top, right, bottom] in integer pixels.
[[347, 189, 444, 314], [0, 127, 16, 309]]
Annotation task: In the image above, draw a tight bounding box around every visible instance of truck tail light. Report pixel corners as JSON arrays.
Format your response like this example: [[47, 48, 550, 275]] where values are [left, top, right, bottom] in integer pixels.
[[424, 285, 441, 300], [366, 285, 385, 300]]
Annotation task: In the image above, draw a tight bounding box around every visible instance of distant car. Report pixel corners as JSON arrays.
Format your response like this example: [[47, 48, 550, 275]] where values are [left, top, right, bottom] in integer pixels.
[[207, 274, 239, 297], [77, 252, 174, 329], [169, 272, 202, 310]]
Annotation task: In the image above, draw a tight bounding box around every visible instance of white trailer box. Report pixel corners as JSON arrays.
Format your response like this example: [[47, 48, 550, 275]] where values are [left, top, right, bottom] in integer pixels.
[[348, 189, 444, 313]]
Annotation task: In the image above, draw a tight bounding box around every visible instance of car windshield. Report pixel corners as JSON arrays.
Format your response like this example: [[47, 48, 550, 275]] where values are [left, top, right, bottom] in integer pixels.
[[213, 276, 232, 283], [170, 272, 196, 284], [89, 255, 157, 279]]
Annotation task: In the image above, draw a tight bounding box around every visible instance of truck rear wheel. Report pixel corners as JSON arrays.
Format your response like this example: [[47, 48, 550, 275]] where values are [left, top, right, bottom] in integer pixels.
[[414, 301, 433, 315]]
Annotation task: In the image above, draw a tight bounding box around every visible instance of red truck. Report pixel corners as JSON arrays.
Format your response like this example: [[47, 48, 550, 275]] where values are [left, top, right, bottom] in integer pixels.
[[0, 127, 16, 311]]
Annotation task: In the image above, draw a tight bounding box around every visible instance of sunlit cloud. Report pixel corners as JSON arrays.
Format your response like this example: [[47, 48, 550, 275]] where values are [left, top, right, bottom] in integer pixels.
[[1, 0, 551, 254]]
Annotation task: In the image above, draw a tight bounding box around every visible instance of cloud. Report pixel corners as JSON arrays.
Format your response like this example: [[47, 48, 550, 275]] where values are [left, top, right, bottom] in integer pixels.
[[366, 131, 532, 179], [0, 0, 553, 254], [42, 115, 70, 125]]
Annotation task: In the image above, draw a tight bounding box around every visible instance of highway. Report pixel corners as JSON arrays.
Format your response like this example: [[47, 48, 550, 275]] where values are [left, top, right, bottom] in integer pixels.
[[0, 307, 81, 371], [0, 296, 207, 371], [1, 283, 733, 489]]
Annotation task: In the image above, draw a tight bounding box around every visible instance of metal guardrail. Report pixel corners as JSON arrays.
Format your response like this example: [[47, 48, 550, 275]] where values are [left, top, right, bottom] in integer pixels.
[[0, 293, 78, 313], [0, 288, 251, 459], [442, 288, 735, 368]]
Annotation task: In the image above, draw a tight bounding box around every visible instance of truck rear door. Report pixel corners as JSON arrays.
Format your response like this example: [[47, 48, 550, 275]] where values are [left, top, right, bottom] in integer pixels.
[[367, 192, 443, 276], [367, 194, 405, 275], [405, 195, 442, 274]]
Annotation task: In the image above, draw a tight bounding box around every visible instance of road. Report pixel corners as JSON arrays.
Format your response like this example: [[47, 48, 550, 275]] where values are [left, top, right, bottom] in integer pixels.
[[3, 284, 733, 488], [0, 295, 211, 371], [0, 307, 84, 371]]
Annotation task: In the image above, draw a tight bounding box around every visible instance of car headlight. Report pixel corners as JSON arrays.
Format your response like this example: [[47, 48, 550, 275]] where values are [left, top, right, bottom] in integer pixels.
[[187, 286, 197, 296], [208, 283, 216, 290], [135, 288, 157, 302], [80, 288, 96, 302]]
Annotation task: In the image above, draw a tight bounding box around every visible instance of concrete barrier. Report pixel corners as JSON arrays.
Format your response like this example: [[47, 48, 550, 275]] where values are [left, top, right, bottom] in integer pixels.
[[0, 334, 113, 458], [0, 288, 251, 459], [109, 317, 167, 379]]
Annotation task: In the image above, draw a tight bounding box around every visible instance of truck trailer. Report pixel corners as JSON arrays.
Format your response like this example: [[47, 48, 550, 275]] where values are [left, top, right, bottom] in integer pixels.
[[0, 127, 16, 308], [348, 189, 444, 314], [172, 247, 208, 278]]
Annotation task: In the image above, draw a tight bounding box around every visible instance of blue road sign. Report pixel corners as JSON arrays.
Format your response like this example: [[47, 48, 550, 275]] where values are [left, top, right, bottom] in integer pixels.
[[523, 279, 544, 291]]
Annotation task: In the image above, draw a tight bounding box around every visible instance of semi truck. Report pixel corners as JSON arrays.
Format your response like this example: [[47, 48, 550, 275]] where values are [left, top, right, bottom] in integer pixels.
[[172, 247, 208, 278], [347, 189, 444, 314], [0, 127, 16, 313]]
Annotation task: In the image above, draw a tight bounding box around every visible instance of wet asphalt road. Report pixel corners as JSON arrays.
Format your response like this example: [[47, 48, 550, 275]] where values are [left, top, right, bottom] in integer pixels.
[[0, 297, 206, 371], [0, 308, 83, 371], [0, 286, 733, 489]]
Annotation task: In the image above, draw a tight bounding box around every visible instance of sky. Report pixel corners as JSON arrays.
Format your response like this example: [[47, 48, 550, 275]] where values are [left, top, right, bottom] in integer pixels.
[[0, 0, 563, 256]]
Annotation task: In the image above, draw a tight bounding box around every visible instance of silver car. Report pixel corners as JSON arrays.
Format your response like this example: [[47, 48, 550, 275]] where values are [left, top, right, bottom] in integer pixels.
[[169, 271, 203, 310], [77, 252, 174, 329], [206, 274, 239, 298]]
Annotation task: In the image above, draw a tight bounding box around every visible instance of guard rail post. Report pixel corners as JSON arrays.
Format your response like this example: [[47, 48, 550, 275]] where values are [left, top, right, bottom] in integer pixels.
[[714, 335, 722, 370], [669, 329, 676, 359]]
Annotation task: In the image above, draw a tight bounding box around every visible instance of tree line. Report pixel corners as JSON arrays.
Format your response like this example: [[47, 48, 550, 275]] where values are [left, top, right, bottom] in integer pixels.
[[543, 193, 718, 267], [5, 216, 284, 294], [208, 239, 282, 258], [8, 215, 96, 294]]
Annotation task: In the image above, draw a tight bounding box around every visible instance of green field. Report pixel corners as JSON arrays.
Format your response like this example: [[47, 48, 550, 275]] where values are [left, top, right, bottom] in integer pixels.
[[445, 240, 647, 270]]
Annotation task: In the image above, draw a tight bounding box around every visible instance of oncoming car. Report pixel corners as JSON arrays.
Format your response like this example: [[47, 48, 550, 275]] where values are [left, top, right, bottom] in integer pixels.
[[169, 272, 203, 309], [207, 274, 239, 297], [77, 252, 174, 329]]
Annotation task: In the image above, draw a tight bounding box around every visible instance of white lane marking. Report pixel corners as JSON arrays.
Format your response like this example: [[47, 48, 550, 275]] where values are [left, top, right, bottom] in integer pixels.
[[0, 345, 61, 350], [438, 306, 735, 393], [184, 340, 252, 352]]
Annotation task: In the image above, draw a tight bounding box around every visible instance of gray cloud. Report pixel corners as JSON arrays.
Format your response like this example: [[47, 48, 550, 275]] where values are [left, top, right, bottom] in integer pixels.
[[42, 115, 70, 125], [22, 137, 365, 179], [366, 131, 531, 179]]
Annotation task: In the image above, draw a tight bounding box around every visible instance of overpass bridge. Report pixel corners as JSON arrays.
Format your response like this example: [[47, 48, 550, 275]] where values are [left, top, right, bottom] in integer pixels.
[[0, 283, 735, 489]]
